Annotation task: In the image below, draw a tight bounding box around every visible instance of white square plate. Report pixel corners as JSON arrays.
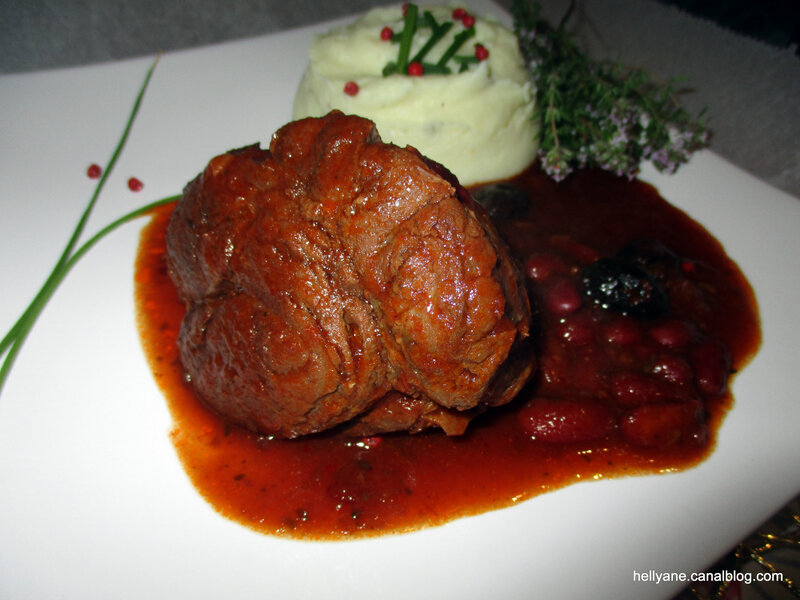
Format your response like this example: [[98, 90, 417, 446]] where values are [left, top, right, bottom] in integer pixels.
[[1, 2, 799, 598]]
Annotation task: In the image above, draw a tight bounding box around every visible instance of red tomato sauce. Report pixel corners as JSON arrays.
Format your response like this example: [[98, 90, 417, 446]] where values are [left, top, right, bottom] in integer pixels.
[[135, 167, 760, 539]]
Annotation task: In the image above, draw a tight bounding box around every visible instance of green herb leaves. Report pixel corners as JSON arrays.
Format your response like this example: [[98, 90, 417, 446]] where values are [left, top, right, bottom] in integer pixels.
[[512, 0, 710, 181]]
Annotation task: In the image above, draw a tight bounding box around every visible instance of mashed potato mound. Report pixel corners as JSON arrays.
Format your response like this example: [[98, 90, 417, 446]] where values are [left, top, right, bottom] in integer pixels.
[[292, 4, 539, 186]]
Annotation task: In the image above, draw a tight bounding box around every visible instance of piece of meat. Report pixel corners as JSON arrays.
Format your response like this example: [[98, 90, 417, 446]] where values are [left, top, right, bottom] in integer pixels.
[[166, 111, 533, 438]]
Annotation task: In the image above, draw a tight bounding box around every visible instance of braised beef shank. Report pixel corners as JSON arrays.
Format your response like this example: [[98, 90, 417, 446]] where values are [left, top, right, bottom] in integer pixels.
[[166, 112, 533, 438]]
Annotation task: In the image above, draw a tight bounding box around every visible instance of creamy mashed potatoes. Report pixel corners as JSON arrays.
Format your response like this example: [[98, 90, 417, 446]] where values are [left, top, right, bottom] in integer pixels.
[[292, 4, 539, 186]]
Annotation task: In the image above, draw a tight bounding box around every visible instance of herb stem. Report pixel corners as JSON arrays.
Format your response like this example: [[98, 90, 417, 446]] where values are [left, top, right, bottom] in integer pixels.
[[60, 57, 160, 279], [0, 195, 178, 394], [437, 27, 475, 67], [0, 56, 164, 396], [411, 15, 452, 64], [396, 4, 419, 73], [0, 195, 178, 393]]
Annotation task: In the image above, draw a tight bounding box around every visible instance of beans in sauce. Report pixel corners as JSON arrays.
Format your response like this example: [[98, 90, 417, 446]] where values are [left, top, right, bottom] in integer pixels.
[[135, 167, 760, 539]]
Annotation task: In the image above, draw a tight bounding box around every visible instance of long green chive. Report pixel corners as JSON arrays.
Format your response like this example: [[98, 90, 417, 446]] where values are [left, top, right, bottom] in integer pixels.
[[410, 14, 452, 64], [420, 63, 452, 75], [437, 27, 475, 67], [0, 59, 158, 359], [396, 3, 418, 74], [0, 56, 177, 396], [383, 4, 486, 77]]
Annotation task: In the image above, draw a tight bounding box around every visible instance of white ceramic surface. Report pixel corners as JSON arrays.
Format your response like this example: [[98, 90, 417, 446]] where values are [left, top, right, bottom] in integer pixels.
[[1, 2, 799, 599]]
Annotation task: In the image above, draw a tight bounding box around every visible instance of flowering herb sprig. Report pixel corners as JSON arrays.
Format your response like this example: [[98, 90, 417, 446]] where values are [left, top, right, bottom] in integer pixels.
[[512, 0, 710, 181], [0, 58, 178, 396]]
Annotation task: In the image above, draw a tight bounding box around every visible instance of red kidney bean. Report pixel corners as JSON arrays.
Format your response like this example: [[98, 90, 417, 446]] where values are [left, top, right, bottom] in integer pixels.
[[518, 397, 614, 443], [524, 253, 567, 282], [558, 315, 594, 345], [649, 318, 694, 349], [609, 372, 668, 406], [547, 235, 601, 264], [690, 340, 731, 396], [620, 400, 704, 448], [650, 354, 694, 386], [543, 278, 583, 316], [602, 316, 642, 345]]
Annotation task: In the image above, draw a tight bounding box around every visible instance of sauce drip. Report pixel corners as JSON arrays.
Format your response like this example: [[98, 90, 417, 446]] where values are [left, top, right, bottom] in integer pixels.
[[135, 167, 760, 539]]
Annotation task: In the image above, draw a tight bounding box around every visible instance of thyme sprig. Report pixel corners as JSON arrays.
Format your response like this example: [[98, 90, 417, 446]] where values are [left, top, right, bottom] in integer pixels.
[[512, 0, 710, 181], [0, 57, 177, 396]]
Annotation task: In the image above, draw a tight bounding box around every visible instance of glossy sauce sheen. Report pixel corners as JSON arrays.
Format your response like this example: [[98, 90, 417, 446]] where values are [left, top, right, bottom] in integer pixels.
[[135, 168, 760, 539]]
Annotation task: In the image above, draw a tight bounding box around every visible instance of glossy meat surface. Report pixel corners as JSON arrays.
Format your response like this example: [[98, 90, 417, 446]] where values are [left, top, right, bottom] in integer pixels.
[[166, 112, 532, 438]]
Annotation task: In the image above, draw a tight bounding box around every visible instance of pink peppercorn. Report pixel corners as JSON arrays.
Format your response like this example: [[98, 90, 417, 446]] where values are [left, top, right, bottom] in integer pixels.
[[407, 61, 424, 76], [344, 81, 359, 96]]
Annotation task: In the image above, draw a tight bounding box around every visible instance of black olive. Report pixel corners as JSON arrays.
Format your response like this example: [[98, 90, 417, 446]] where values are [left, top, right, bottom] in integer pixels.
[[617, 239, 680, 281], [471, 183, 528, 220], [581, 257, 668, 318]]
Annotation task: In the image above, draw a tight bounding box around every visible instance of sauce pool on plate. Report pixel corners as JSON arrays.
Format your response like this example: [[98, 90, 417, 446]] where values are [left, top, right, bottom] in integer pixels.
[[134, 167, 760, 539]]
